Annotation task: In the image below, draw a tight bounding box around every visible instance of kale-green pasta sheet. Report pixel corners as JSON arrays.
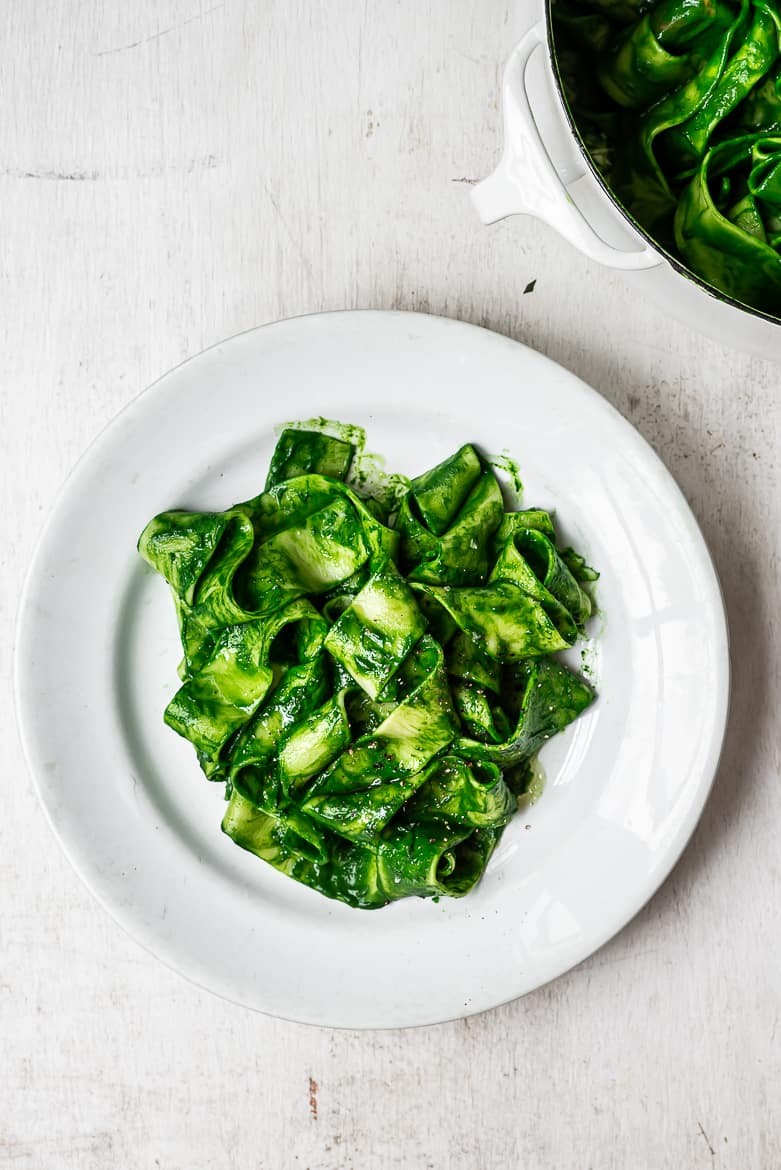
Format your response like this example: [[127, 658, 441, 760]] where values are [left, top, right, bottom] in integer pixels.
[[138, 425, 597, 909]]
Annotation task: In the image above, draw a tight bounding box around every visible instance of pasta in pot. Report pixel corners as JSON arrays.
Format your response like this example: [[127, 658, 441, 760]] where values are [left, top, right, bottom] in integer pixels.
[[552, 0, 781, 316]]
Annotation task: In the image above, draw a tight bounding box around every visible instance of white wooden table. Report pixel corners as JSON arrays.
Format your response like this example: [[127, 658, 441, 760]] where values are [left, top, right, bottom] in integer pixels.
[[3, 2, 779, 1166]]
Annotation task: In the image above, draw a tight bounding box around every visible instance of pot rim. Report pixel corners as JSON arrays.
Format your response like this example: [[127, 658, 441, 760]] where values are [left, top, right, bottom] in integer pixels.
[[545, 0, 781, 329]]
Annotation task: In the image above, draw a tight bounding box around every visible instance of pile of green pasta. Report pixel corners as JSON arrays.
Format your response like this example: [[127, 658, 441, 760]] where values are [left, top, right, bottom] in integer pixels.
[[553, 0, 781, 316], [138, 427, 596, 909]]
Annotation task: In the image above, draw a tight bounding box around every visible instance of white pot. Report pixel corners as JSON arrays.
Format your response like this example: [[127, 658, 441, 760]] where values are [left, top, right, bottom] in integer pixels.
[[472, 2, 780, 362]]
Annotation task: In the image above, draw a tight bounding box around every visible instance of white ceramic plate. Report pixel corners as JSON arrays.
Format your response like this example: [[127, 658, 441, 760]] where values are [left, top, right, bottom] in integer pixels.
[[15, 311, 729, 1028]]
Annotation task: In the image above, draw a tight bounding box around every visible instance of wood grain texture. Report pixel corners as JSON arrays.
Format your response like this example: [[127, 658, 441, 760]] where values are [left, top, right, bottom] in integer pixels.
[[1, 1, 779, 1167]]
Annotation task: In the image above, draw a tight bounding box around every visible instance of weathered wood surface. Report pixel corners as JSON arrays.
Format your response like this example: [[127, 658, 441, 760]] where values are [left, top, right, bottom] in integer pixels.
[[1, 2, 779, 1166]]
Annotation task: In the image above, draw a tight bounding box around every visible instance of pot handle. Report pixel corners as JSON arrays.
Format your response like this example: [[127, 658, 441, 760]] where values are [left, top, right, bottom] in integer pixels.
[[472, 22, 662, 271]]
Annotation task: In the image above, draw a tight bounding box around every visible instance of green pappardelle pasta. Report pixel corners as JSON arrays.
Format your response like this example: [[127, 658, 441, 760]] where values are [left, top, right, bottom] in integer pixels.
[[552, 0, 781, 317], [138, 424, 597, 909]]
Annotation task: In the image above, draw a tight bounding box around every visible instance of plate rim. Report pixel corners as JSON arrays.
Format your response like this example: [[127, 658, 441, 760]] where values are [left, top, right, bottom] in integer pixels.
[[13, 309, 731, 1027]]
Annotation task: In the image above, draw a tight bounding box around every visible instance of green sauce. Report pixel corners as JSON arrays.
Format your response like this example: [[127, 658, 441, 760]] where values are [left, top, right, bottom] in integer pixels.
[[521, 759, 546, 806], [486, 452, 524, 501]]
